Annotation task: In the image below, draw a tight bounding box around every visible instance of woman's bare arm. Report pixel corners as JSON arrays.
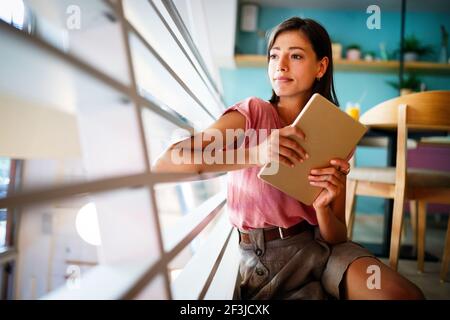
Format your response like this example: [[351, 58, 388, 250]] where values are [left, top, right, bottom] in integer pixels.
[[315, 182, 348, 244], [152, 111, 257, 173], [308, 158, 350, 244], [153, 110, 308, 174]]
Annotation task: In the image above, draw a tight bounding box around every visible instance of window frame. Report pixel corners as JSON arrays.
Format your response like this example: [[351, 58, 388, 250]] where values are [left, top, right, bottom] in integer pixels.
[[0, 159, 22, 300]]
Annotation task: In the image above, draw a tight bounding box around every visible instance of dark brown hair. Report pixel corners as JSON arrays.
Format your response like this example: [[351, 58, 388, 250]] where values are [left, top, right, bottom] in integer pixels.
[[267, 17, 339, 106]]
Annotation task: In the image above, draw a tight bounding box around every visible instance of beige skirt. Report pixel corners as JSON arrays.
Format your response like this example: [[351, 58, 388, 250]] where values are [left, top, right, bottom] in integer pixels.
[[236, 224, 375, 300]]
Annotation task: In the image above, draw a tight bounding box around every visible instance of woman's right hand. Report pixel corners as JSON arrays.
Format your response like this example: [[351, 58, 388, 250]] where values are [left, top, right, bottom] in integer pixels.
[[252, 126, 308, 168]]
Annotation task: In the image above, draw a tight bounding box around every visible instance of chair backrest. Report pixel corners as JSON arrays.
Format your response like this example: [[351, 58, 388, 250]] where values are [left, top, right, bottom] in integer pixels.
[[360, 91, 450, 131], [358, 91, 450, 191]]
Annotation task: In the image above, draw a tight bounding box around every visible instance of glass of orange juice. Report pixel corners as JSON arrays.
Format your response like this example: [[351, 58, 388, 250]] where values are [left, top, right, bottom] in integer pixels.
[[345, 102, 360, 120]]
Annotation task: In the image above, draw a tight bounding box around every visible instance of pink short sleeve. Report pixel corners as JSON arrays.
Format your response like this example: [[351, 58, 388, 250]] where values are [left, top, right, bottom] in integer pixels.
[[221, 97, 256, 131], [221, 97, 282, 130]]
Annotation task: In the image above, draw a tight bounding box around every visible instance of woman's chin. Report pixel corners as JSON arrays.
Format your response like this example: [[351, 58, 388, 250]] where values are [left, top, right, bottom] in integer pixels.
[[274, 88, 291, 96], [275, 90, 296, 97]]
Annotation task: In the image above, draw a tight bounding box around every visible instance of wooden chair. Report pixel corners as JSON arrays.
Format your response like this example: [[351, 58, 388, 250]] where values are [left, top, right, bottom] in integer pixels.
[[346, 137, 418, 243], [345, 91, 450, 281]]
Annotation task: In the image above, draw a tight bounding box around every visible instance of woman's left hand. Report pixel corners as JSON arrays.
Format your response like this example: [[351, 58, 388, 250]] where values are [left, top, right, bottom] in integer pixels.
[[308, 158, 351, 209]]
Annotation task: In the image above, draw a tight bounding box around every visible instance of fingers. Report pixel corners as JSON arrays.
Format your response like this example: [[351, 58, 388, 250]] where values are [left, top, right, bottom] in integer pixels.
[[308, 167, 345, 197], [330, 158, 351, 175], [309, 180, 339, 197], [308, 176, 342, 200], [277, 155, 296, 168], [269, 147, 296, 168], [280, 126, 306, 141], [278, 146, 302, 165], [268, 127, 308, 168], [308, 173, 342, 187], [310, 167, 345, 183], [278, 136, 308, 160]]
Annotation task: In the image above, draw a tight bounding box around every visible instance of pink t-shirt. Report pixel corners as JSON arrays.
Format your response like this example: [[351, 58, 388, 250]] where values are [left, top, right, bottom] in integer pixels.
[[223, 97, 317, 230]]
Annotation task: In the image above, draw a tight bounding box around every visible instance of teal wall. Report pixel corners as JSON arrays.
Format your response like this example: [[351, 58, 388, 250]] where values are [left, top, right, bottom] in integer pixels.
[[236, 8, 450, 61], [220, 6, 450, 215]]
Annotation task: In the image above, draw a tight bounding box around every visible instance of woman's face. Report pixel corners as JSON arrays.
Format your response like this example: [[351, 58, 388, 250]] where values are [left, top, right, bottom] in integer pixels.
[[268, 30, 326, 99]]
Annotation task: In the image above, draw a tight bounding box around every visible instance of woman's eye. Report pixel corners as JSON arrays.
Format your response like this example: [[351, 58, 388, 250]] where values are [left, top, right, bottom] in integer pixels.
[[269, 54, 278, 59], [292, 54, 302, 60]]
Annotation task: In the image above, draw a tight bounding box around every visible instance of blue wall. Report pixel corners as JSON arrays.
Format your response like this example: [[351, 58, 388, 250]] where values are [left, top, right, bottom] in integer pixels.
[[220, 6, 450, 215], [236, 8, 450, 61]]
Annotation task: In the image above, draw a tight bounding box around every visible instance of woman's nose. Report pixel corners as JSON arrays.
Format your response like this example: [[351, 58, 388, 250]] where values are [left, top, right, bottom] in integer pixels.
[[276, 56, 288, 72]]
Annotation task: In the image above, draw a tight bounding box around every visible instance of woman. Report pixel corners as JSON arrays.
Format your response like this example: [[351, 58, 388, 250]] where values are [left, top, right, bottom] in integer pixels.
[[154, 17, 424, 300]]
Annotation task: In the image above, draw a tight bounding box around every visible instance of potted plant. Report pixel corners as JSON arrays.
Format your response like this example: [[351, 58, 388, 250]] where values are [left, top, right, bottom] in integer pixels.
[[402, 35, 434, 62], [346, 44, 361, 61], [364, 51, 377, 61], [387, 73, 423, 96]]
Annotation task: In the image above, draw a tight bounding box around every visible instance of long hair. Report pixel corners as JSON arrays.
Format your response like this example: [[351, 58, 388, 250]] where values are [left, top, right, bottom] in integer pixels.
[[267, 17, 339, 107]]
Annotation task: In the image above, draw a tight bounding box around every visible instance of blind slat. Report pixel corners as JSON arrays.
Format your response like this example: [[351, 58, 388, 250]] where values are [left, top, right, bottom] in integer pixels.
[[0, 172, 226, 209]]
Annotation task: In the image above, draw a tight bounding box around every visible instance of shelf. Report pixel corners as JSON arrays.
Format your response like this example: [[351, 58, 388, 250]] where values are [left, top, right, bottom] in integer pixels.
[[235, 54, 450, 75], [247, 0, 450, 12]]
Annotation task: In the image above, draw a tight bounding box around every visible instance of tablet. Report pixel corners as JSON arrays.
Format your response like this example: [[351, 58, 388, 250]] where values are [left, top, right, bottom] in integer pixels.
[[257, 93, 367, 205]]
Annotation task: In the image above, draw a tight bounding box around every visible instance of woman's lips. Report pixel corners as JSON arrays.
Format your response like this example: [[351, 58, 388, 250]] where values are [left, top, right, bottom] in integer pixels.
[[274, 76, 293, 82]]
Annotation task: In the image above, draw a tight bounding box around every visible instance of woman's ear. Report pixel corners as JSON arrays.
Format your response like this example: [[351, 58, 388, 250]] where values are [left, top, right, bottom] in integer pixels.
[[316, 56, 329, 79]]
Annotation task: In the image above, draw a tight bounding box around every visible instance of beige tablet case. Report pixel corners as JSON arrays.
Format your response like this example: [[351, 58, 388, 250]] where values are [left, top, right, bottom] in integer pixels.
[[257, 93, 367, 205]]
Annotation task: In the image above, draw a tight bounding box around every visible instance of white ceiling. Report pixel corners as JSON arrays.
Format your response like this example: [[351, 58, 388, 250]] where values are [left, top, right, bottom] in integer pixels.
[[242, 0, 450, 12]]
